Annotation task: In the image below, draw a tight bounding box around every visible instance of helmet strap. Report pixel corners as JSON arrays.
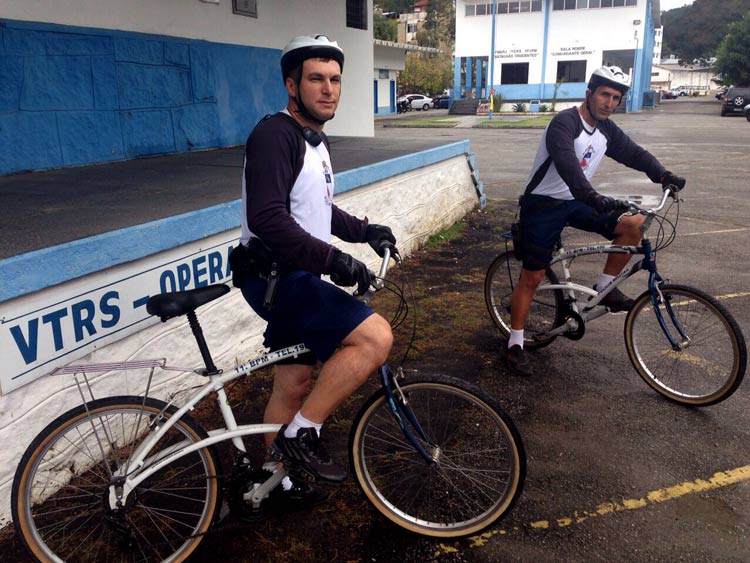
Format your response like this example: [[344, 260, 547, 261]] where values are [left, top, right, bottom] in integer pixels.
[[292, 92, 330, 126]]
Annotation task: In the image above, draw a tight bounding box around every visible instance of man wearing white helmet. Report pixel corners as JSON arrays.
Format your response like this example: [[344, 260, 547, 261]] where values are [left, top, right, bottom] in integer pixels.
[[504, 65, 686, 377], [233, 35, 396, 504]]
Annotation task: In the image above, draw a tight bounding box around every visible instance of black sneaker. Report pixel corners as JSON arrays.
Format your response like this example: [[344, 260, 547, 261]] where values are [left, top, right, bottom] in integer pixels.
[[269, 426, 347, 483], [593, 285, 635, 312], [506, 345, 532, 377], [268, 476, 329, 512]]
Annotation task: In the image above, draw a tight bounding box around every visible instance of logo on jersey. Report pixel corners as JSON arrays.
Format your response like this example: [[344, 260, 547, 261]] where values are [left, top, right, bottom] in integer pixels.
[[580, 145, 595, 169], [322, 161, 333, 205]]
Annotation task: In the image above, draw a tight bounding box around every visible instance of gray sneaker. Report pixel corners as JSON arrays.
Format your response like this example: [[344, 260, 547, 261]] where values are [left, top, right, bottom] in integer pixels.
[[269, 426, 347, 484], [506, 345, 532, 377], [593, 285, 635, 312]]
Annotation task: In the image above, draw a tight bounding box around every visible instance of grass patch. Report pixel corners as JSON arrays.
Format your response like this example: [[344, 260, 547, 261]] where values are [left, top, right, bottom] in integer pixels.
[[476, 115, 553, 127], [423, 221, 465, 249], [395, 117, 459, 126]]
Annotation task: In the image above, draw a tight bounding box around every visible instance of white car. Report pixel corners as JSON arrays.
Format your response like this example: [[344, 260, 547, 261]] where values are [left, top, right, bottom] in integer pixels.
[[398, 94, 433, 111]]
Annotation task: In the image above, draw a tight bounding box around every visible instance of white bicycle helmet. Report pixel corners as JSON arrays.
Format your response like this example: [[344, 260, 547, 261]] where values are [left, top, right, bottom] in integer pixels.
[[281, 34, 345, 79], [587, 65, 631, 95]]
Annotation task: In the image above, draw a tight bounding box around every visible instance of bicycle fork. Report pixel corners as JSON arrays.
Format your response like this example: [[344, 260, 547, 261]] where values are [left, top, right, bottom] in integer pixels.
[[379, 365, 438, 465], [643, 240, 690, 351]]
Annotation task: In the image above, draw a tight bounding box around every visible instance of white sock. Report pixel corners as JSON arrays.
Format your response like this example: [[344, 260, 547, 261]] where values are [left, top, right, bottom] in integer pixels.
[[509, 328, 525, 349], [284, 411, 322, 438], [596, 273, 615, 290]]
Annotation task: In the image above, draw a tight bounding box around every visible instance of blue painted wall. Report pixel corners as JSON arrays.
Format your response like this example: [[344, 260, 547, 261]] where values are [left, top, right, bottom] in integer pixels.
[[0, 19, 286, 176]]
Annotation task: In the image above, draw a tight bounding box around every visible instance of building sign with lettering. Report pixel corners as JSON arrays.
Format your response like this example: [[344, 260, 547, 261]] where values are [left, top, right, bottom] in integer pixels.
[[551, 45, 595, 56], [0, 231, 237, 394], [495, 48, 539, 59]]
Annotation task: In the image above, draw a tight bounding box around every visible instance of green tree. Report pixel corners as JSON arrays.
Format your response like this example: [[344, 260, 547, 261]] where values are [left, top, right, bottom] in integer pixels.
[[662, 0, 749, 64], [714, 13, 750, 86], [374, 13, 398, 41], [399, 51, 453, 95], [416, 0, 455, 48]]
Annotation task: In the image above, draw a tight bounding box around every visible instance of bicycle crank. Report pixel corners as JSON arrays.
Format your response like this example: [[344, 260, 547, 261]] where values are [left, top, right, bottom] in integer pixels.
[[561, 311, 586, 340]]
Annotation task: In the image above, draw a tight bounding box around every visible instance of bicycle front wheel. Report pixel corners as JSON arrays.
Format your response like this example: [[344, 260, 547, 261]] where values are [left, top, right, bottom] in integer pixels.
[[12, 396, 221, 563], [624, 284, 747, 406], [350, 374, 525, 537], [484, 250, 563, 349]]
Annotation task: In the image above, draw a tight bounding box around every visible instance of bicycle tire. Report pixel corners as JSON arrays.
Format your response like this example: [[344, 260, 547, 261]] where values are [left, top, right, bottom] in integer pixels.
[[624, 284, 747, 406], [484, 250, 563, 349], [349, 374, 525, 537], [12, 396, 222, 563]]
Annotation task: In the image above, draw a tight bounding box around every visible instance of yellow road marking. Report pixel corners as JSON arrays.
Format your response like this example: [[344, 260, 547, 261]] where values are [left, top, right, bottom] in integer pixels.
[[680, 227, 750, 236], [435, 466, 750, 555]]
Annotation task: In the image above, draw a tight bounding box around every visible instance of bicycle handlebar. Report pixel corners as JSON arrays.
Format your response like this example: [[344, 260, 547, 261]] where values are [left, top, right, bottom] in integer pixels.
[[361, 243, 399, 305], [628, 184, 680, 216]]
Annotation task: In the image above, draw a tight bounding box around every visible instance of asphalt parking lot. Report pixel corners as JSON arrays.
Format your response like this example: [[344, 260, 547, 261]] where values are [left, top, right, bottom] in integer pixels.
[[375, 97, 750, 562]]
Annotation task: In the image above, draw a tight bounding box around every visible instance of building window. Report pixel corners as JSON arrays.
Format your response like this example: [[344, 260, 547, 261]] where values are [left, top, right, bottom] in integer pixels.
[[466, 1, 541, 15], [557, 60, 587, 83], [553, 0, 636, 8], [378, 69, 390, 79], [232, 0, 257, 17], [501, 62, 529, 84], [346, 0, 367, 30]]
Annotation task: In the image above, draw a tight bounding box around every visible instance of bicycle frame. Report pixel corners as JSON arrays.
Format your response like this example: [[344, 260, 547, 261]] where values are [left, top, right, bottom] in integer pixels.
[[530, 188, 686, 343], [57, 246, 436, 510]]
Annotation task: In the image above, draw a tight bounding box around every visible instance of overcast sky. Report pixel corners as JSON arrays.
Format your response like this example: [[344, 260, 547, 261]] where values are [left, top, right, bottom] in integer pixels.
[[659, 0, 695, 12]]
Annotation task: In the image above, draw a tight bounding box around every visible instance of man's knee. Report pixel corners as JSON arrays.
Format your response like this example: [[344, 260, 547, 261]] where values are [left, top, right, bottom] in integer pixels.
[[347, 313, 393, 364], [614, 214, 643, 238]]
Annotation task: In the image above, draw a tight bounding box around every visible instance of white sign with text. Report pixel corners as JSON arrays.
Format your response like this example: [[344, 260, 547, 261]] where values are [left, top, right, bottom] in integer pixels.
[[0, 231, 238, 394]]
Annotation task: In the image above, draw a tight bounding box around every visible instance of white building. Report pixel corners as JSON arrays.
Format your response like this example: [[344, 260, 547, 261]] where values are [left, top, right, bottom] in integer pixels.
[[454, 0, 662, 111], [653, 25, 663, 64], [651, 62, 720, 94]]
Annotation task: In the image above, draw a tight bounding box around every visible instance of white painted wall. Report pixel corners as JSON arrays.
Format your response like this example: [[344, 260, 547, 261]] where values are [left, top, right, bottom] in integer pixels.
[[0, 155, 479, 526], [1, 0, 374, 136]]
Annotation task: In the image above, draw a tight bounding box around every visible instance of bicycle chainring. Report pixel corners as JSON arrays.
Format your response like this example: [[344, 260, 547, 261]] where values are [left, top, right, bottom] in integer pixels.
[[561, 310, 586, 340]]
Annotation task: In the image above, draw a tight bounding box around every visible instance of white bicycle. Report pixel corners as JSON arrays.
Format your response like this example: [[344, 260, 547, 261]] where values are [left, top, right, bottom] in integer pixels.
[[12, 245, 526, 563]]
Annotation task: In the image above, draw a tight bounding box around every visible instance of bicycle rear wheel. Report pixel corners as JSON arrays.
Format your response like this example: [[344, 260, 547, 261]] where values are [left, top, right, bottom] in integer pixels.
[[12, 396, 221, 563], [350, 374, 525, 537], [484, 249, 563, 349], [624, 284, 747, 406]]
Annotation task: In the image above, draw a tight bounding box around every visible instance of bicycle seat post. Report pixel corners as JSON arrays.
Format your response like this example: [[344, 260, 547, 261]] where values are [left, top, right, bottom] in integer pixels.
[[186, 310, 220, 375]]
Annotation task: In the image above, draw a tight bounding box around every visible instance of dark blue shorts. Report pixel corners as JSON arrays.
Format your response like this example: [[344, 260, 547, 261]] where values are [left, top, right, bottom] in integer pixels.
[[519, 194, 622, 270], [240, 270, 374, 364]]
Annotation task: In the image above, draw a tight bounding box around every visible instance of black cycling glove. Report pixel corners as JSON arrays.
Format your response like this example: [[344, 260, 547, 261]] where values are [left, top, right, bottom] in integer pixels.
[[365, 223, 397, 257], [661, 171, 686, 192], [328, 250, 372, 295], [591, 193, 630, 213]]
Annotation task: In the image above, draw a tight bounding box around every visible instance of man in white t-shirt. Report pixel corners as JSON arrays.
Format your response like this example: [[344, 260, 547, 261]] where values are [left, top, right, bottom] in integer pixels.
[[236, 35, 396, 507], [505, 66, 685, 377]]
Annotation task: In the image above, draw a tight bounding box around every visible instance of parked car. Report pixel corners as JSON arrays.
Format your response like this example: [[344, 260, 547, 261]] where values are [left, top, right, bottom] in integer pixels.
[[720, 86, 750, 116], [660, 89, 677, 100], [670, 87, 688, 97], [397, 94, 432, 111], [432, 95, 451, 109], [715, 86, 728, 100]]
